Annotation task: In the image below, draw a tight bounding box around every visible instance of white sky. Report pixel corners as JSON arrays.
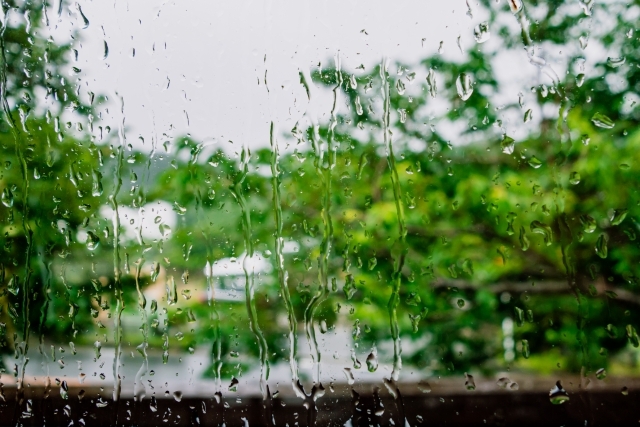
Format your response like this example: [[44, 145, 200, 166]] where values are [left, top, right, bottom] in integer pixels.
[[56, 0, 492, 150], [40, 0, 621, 153]]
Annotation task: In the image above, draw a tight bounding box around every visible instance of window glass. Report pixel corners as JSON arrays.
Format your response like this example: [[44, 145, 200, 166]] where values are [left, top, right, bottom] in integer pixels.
[[0, 0, 638, 425]]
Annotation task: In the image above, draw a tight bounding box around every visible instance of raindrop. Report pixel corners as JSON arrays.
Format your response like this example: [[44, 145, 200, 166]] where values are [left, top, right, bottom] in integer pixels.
[[579, 215, 596, 233], [496, 377, 510, 389], [103, 41, 109, 59], [366, 351, 378, 372], [149, 396, 158, 412], [426, 68, 437, 98], [228, 377, 239, 392], [549, 381, 569, 404], [610, 208, 628, 226], [530, 221, 553, 246], [500, 136, 515, 154], [523, 109, 532, 123], [457, 298, 465, 308], [607, 57, 625, 68], [343, 368, 355, 385], [621, 386, 629, 396], [521, 339, 530, 359], [85, 232, 100, 251], [173, 391, 183, 402], [60, 381, 69, 400], [595, 234, 608, 259], [595, 368, 606, 380], [76, 3, 89, 28], [456, 73, 473, 101], [396, 79, 405, 95], [508, 0, 523, 13], [569, 172, 580, 185], [519, 226, 530, 251], [1, 188, 14, 208], [464, 373, 476, 391], [417, 380, 431, 393], [528, 156, 543, 169], [591, 113, 614, 129], [473, 22, 490, 43]]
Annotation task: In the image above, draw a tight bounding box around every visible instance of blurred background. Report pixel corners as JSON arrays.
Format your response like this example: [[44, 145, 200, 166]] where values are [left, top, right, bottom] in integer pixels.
[[0, 0, 639, 425]]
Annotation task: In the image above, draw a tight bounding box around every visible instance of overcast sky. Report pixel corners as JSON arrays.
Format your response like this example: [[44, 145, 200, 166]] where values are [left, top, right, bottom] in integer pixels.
[[42, 0, 619, 156], [51, 0, 499, 152]]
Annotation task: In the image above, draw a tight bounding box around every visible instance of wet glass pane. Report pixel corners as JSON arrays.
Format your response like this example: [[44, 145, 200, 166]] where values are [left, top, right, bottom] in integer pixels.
[[0, 0, 639, 425]]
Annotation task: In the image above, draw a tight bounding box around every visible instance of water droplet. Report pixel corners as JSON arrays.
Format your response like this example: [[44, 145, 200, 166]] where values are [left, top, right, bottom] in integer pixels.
[[528, 156, 543, 169], [576, 73, 585, 87], [530, 221, 553, 246], [610, 208, 628, 226], [508, 0, 523, 13], [523, 109, 532, 123], [355, 96, 363, 115], [607, 57, 626, 68], [60, 381, 69, 400], [76, 3, 89, 28], [500, 136, 515, 154], [149, 396, 158, 412], [1, 188, 14, 207], [395, 79, 405, 95], [173, 391, 183, 402], [514, 307, 524, 326], [595, 368, 607, 380], [349, 74, 357, 89], [85, 231, 100, 251], [569, 172, 581, 185], [626, 324, 639, 347], [464, 373, 476, 391], [595, 233, 608, 259], [591, 112, 615, 129], [521, 339, 530, 359], [473, 22, 490, 43], [366, 351, 378, 372], [426, 68, 437, 98], [457, 298, 465, 308], [606, 324, 617, 338], [579, 215, 596, 233], [621, 386, 629, 396], [228, 377, 239, 392], [456, 73, 473, 101], [549, 381, 569, 404], [519, 226, 530, 251], [418, 380, 432, 393], [343, 367, 355, 385], [496, 377, 510, 389]]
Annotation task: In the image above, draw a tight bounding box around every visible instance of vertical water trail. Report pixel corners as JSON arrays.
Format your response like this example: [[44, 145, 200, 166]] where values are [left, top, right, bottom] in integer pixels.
[[510, 1, 560, 86], [111, 99, 126, 403], [230, 146, 270, 398], [204, 258, 222, 391], [133, 259, 149, 401], [0, 4, 33, 402], [304, 54, 341, 387], [381, 58, 408, 382], [269, 122, 305, 398]]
